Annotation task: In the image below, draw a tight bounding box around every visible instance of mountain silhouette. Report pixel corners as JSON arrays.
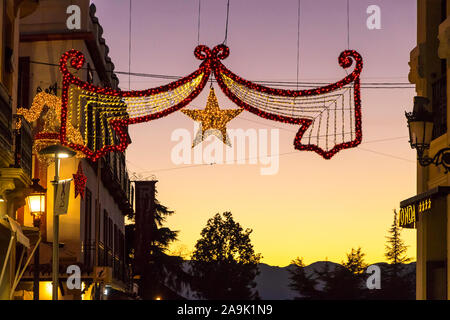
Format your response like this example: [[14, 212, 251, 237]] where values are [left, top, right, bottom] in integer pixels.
[[170, 260, 416, 300]]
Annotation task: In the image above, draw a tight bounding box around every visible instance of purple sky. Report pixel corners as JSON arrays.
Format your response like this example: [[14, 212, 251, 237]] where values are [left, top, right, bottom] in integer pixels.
[[91, 0, 417, 266]]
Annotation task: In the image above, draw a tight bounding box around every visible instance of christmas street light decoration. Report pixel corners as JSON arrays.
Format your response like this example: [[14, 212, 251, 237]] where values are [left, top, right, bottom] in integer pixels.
[[181, 87, 243, 147], [29, 44, 363, 161]]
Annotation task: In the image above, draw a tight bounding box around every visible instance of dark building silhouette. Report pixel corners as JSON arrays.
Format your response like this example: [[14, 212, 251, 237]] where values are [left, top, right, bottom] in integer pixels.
[[133, 180, 157, 298]]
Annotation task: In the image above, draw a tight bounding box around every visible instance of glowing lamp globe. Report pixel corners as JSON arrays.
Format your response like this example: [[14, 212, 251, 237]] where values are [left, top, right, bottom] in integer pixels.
[[27, 179, 46, 219], [406, 96, 433, 154]]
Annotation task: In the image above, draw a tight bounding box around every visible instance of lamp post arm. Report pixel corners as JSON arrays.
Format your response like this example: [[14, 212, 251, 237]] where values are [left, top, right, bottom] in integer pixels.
[[417, 148, 450, 173]]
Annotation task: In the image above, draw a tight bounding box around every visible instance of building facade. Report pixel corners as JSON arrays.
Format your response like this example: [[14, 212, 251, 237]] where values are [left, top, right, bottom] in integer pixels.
[[0, 0, 40, 301], [12, 0, 134, 300], [408, 0, 449, 300]]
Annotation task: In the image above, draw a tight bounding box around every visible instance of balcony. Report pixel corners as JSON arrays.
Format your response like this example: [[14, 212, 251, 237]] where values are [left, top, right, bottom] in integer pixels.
[[81, 239, 96, 273], [99, 155, 133, 216], [83, 241, 130, 286], [0, 88, 13, 167]]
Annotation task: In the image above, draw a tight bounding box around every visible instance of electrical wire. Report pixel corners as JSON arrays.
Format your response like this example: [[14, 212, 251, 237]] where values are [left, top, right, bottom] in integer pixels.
[[235, 116, 409, 146], [197, 0, 201, 45], [128, 0, 132, 90], [28, 60, 415, 89], [347, 0, 350, 49], [223, 0, 231, 45], [125, 125, 413, 175], [130, 143, 414, 174], [296, 0, 301, 91], [358, 147, 414, 163]]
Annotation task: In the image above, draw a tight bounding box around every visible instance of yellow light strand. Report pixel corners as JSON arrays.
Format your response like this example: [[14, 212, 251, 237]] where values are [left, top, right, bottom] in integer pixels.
[[16, 91, 85, 164]]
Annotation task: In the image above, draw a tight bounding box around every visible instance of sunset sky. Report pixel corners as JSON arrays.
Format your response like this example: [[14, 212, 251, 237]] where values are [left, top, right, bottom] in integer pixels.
[[91, 0, 417, 267]]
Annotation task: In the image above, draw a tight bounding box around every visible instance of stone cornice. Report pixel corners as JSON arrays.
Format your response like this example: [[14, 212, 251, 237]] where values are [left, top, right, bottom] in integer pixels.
[[0, 167, 32, 189], [409, 44, 427, 96]]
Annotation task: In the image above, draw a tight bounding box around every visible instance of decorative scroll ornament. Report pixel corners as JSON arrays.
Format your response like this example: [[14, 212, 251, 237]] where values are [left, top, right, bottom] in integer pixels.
[[56, 44, 363, 161], [16, 91, 85, 164], [181, 87, 243, 147]]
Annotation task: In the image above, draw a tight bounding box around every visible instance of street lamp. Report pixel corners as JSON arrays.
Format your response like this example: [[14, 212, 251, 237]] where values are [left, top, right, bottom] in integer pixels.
[[27, 178, 46, 300], [406, 96, 450, 173], [38, 144, 76, 300], [27, 179, 46, 221]]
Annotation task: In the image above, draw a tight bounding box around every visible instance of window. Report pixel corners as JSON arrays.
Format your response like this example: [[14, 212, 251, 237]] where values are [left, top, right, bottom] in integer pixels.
[[18, 57, 30, 109], [433, 1, 448, 140], [103, 212, 115, 267], [103, 210, 107, 244], [119, 231, 124, 261], [84, 188, 92, 267], [102, 210, 109, 266], [2, 12, 14, 92], [114, 225, 118, 256], [109, 218, 113, 266], [432, 77, 447, 139], [131, 185, 134, 209]]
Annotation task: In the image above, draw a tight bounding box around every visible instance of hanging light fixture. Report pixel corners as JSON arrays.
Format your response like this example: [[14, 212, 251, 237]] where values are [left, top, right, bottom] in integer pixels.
[[406, 96, 450, 172], [27, 179, 47, 221]]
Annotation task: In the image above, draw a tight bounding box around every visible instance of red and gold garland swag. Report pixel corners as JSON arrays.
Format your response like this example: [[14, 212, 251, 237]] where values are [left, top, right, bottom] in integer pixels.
[[41, 44, 363, 161]]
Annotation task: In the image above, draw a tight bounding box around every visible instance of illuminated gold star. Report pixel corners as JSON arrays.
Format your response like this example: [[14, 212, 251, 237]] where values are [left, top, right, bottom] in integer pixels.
[[181, 88, 243, 147]]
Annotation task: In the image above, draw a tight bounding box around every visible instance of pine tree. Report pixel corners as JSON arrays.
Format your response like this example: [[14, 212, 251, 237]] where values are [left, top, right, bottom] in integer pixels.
[[342, 247, 368, 275], [311, 248, 368, 299], [385, 209, 411, 266], [288, 257, 317, 299], [127, 197, 190, 299], [313, 259, 362, 300], [382, 209, 414, 299], [146, 199, 192, 299]]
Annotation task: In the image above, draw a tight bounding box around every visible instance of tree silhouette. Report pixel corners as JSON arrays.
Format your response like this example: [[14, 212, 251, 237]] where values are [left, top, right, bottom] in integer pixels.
[[381, 209, 414, 299], [342, 247, 368, 275], [190, 212, 261, 300], [127, 198, 190, 299], [385, 209, 411, 268], [313, 249, 367, 300], [320, 268, 362, 299], [306, 249, 368, 300], [288, 257, 317, 300]]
